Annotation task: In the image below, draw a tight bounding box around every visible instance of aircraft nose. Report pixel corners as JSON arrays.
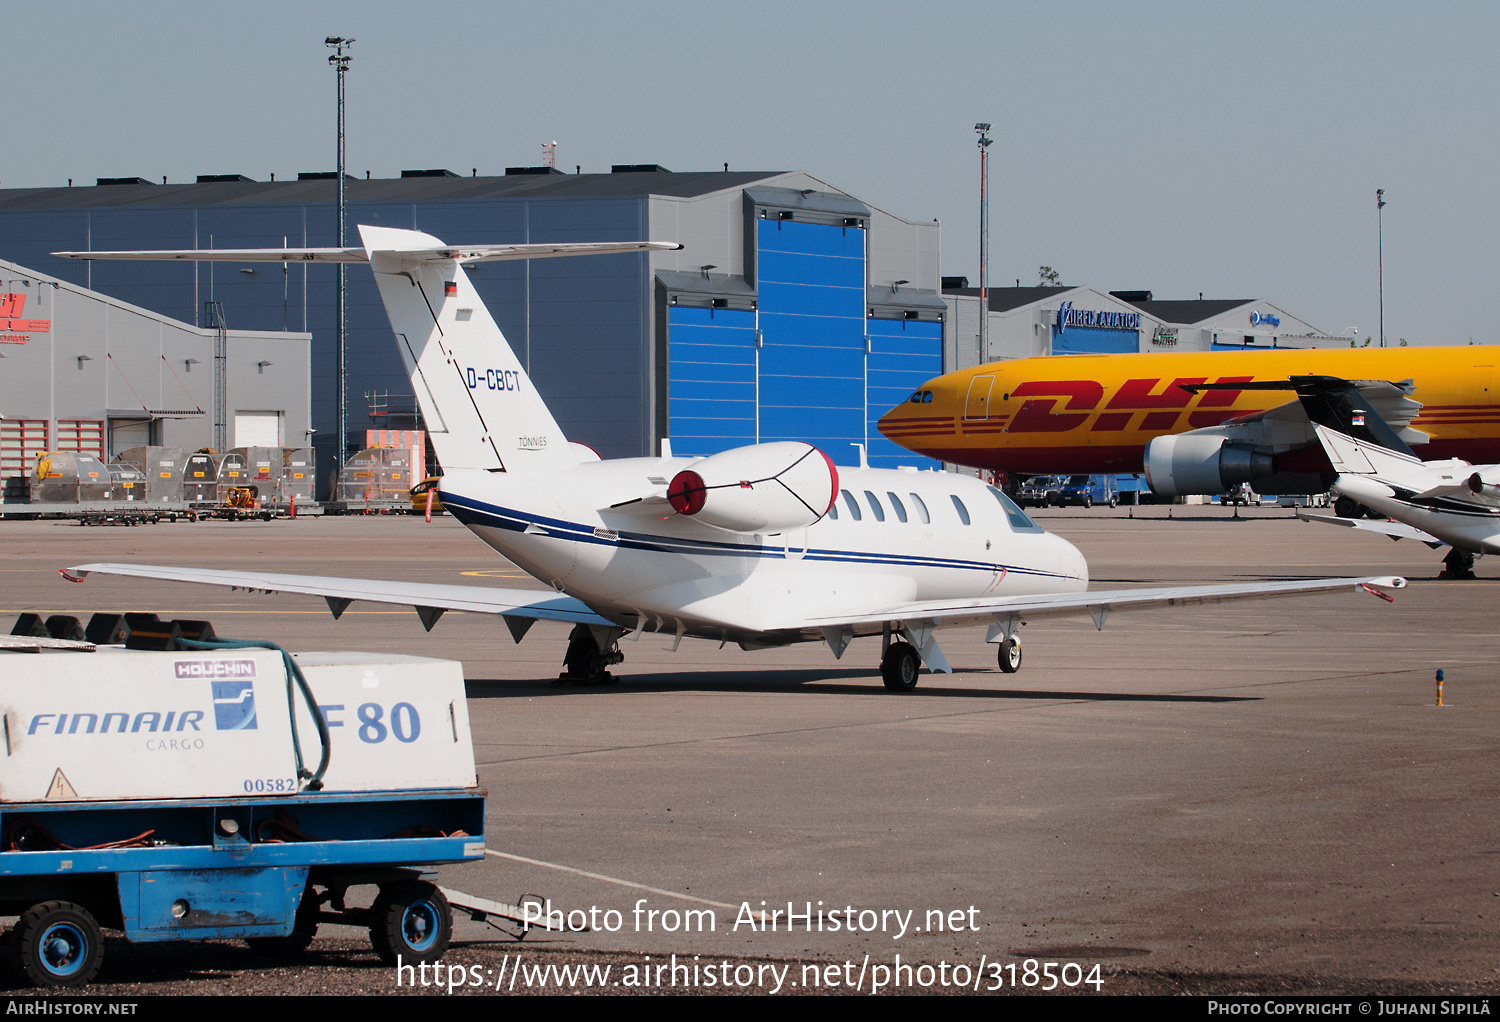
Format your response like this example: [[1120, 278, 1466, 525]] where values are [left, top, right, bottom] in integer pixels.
[[1050, 532, 1089, 588], [877, 379, 950, 454]]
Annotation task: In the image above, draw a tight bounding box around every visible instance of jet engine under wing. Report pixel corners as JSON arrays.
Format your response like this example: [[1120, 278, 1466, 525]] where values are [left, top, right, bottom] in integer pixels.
[[64, 562, 614, 633], [793, 575, 1407, 636]]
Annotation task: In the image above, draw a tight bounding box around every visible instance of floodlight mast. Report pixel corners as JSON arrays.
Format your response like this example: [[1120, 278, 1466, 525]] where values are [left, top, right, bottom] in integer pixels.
[[327, 36, 353, 473], [1376, 188, 1386, 349], [975, 123, 993, 366]]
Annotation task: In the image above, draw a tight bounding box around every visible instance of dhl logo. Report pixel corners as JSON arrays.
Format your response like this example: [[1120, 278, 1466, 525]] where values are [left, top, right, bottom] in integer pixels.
[[882, 377, 1261, 437], [0, 293, 51, 336]]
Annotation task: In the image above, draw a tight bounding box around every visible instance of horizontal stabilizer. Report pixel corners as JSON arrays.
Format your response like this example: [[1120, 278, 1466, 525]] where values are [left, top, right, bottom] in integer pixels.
[[53, 241, 683, 264]]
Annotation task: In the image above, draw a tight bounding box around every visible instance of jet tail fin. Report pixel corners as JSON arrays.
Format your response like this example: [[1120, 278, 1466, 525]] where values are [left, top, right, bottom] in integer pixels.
[[1313, 424, 1427, 482], [361, 227, 573, 475]]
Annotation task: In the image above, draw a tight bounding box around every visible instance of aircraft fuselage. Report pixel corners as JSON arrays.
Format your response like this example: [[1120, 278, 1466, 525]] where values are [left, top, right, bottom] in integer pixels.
[[879, 347, 1500, 477], [438, 458, 1087, 644]]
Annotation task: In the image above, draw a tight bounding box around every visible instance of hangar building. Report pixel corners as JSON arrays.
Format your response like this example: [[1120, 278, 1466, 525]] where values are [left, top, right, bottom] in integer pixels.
[[0, 168, 944, 493], [943, 284, 1342, 370], [0, 257, 310, 492]]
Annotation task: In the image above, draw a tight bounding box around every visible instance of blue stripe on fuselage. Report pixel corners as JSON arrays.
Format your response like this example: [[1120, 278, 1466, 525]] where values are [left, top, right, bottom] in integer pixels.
[[440, 490, 1077, 581]]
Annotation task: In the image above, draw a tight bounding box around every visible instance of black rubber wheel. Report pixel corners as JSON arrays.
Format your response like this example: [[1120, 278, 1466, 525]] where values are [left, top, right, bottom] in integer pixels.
[[1440, 548, 1477, 580], [563, 626, 607, 682], [1333, 495, 1363, 519], [369, 881, 451, 966], [245, 887, 319, 956], [998, 637, 1023, 674], [11, 901, 103, 988], [881, 642, 921, 691], [1109, 497, 1118, 508], [1083, 495, 1092, 508]]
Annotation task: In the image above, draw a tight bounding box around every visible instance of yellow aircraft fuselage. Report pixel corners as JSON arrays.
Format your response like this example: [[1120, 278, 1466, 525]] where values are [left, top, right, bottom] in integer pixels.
[[877, 347, 1500, 475]]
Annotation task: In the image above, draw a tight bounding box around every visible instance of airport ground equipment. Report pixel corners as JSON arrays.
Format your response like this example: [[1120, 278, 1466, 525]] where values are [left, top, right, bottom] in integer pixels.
[[335, 446, 419, 513], [0, 623, 485, 988], [0, 446, 318, 521]]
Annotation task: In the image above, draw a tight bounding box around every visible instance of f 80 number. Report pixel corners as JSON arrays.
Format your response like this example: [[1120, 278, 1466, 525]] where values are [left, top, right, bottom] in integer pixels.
[[356, 702, 420, 744]]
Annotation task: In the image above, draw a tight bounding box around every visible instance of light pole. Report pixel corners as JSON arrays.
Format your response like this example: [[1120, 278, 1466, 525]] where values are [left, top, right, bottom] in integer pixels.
[[1377, 188, 1386, 348], [975, 123, 992, 365], [327, 36, 353, 473]]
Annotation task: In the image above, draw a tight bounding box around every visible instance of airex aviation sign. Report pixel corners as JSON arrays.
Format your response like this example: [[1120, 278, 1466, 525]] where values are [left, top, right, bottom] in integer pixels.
[[0, 293, 50, 345], [1056, 302, 1141, 332]]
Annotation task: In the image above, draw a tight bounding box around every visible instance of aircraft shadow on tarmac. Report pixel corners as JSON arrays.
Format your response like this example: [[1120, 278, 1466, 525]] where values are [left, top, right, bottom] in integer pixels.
[[464, 671, 1258, 703]]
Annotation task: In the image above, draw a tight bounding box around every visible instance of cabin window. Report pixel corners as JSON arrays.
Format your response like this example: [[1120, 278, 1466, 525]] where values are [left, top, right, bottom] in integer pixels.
[[987, 485, 1043, 533], [951, 495, 971, 525], [886, 492, 908, 523], [909, 493, 930, 524], [841, 489, 862, 521], [864, 490, 886, 522], [826, 501, 838, 520]]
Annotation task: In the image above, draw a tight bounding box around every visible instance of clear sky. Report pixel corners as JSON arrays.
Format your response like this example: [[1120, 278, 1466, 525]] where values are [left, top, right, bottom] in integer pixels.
[[5, 1, 1495, 346]]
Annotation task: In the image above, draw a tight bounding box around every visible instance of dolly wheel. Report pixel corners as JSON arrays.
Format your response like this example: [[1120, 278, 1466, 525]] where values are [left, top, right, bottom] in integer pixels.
[[12, 901, 103, 988], [369, 881, 451, 965]]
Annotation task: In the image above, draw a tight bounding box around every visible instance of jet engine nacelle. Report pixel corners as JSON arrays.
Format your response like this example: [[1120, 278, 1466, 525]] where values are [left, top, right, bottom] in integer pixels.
[[1143, 434, 1276, 497], [1468, 471, 1500, 499], [667, 441, 838, 534]]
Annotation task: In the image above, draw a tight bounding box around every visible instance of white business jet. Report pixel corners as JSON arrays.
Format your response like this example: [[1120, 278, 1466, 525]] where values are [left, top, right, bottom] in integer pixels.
[[56, 228, 1405, 690], [1304, 424, 1500, 579]]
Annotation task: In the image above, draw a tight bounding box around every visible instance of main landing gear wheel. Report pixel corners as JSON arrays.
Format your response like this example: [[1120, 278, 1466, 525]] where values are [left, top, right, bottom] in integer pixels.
[[11, 901, 103, 988], [369, 881, 452, 966], [562, 625, 619, 684], [881, 642, 921, 691], [1440, 547, 1477, 580], [1333, 495, 1363, 519], [997, 637, 1022, 674]]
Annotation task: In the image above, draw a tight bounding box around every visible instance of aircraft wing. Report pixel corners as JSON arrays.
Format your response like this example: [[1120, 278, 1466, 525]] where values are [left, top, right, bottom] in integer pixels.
[[52, 241, 683, 265], [1183, 378, 1429, 448], [1296, 511, 1445, 547], [796, 575, 1407, 636], [64, 562, 613, 634]]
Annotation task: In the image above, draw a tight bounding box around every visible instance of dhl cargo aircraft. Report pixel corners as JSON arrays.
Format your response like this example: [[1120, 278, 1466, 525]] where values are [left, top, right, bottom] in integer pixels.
[[877, 348, 1500, 497]]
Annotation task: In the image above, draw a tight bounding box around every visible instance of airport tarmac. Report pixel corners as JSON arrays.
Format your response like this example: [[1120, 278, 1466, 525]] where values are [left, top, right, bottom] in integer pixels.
[[1, 508, 1495, 995]]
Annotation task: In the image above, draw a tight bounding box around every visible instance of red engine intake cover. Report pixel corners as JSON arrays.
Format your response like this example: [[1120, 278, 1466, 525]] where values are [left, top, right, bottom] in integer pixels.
[[667, 469, 707, 515]]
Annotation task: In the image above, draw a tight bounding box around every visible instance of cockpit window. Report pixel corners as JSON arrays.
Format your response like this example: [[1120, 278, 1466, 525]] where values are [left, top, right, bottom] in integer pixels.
[[988, 485, 1044, 533], [910, 390, 933, 403], [922, 390, 933, 403]]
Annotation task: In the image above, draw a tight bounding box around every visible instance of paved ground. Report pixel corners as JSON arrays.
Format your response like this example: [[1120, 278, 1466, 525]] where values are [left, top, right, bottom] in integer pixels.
[[1, 507, 1495, 995]]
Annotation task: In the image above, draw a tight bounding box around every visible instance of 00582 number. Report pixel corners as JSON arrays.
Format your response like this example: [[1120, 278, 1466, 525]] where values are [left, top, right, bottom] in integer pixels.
[[243, 777, 296, 793]]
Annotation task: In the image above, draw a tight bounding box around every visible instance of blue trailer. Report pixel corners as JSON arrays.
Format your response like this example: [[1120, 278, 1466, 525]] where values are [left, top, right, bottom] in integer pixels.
[[0, 790, 485, 987], [1, 619, 492, 988]]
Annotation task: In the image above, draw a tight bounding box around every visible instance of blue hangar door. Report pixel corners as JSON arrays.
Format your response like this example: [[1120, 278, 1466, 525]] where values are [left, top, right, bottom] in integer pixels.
[[755, 218, 868, 461], [664, 305, 758, 457]]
